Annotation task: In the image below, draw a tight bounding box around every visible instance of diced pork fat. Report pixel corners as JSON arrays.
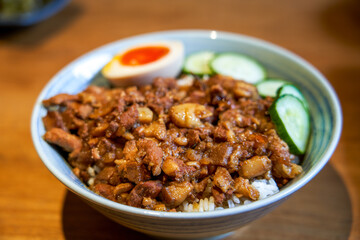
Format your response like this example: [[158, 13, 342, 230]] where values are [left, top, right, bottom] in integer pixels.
[[169, 103, 213, 128], [234, 177, 259, 201], [161, 181, 194, 208], [161, 157, 196, 181], [113, 183, 134, 197], [272, 162, 303, 179], [213, 167, 234, 193], [240, 156, 272, 179]]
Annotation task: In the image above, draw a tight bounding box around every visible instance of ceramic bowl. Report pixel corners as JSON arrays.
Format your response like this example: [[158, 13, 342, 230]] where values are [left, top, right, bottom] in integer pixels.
[[31, 30, 342, 240]]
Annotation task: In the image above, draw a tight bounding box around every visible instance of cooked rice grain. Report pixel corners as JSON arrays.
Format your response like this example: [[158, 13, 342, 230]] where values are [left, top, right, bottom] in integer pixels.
[[251, 178, 279, 200]]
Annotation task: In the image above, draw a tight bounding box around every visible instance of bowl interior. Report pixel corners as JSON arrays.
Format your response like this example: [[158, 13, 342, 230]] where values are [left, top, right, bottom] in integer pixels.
[[31, 30, 342, 218]]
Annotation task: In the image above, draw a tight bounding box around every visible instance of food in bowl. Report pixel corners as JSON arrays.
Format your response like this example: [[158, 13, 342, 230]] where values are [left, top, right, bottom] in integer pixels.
[[41, 48, 309, 211], [102, 40, 184, 87]]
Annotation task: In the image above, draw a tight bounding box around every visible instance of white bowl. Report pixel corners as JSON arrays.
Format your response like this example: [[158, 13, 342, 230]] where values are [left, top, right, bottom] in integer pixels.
[[31, 30, 342, 240]]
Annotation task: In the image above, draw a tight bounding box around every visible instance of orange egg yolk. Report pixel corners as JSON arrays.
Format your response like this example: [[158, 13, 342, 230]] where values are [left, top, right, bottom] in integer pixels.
[[120, 46, 170, 66]]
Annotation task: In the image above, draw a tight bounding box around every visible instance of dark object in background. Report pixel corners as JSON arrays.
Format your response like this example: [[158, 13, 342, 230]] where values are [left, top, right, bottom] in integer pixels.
[[0, 0, 69, 26]]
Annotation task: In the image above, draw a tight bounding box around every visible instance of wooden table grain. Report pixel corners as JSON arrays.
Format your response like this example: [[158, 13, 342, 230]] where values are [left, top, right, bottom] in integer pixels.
[[0, 0, 359, 239]]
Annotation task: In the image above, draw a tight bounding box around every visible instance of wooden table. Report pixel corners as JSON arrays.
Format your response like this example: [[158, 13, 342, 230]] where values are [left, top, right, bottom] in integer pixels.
[[1, 0, 359, 239]]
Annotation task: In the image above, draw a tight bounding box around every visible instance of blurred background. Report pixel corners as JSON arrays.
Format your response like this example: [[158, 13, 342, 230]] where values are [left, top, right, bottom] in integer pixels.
[[0, 0, 359, 239]]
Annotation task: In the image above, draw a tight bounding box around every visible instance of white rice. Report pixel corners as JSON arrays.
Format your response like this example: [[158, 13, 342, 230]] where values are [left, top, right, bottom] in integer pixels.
[[227, 199, 235, 208], [87, 166, 96, 177], [179, 178, 279, 212], [232, 195, 241, 204], [180, 196, 216, 212], [176, 75, 194, 87], [208, 197, 215, 211], [87, 177, 95, 186], [243, 200, 252, 205], [251, 178, 279, 200], [198, 199, 204, 212]]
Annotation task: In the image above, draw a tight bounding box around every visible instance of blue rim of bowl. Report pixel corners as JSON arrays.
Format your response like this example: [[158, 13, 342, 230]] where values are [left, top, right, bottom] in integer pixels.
[[31, 29, 343, 219]]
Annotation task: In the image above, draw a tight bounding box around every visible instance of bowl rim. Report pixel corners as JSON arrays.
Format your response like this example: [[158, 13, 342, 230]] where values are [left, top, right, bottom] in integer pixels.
[[31, 29, 343, 219]]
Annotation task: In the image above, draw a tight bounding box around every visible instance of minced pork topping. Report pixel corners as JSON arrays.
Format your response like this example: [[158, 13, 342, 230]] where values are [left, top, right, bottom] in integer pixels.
[[42, 75, 302, 211]]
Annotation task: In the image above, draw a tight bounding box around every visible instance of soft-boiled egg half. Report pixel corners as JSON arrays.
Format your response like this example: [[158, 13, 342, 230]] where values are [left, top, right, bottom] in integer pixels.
[[102, 40, 184, 87]]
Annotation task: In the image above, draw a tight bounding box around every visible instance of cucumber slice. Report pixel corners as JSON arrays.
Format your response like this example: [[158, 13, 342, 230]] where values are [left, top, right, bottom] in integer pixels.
[[256, 79, 288, 98], [183, 51, 215, 75], [269, 94, 310, 155], [210, 53, 266, 84], [277, 84, 309, 110]]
